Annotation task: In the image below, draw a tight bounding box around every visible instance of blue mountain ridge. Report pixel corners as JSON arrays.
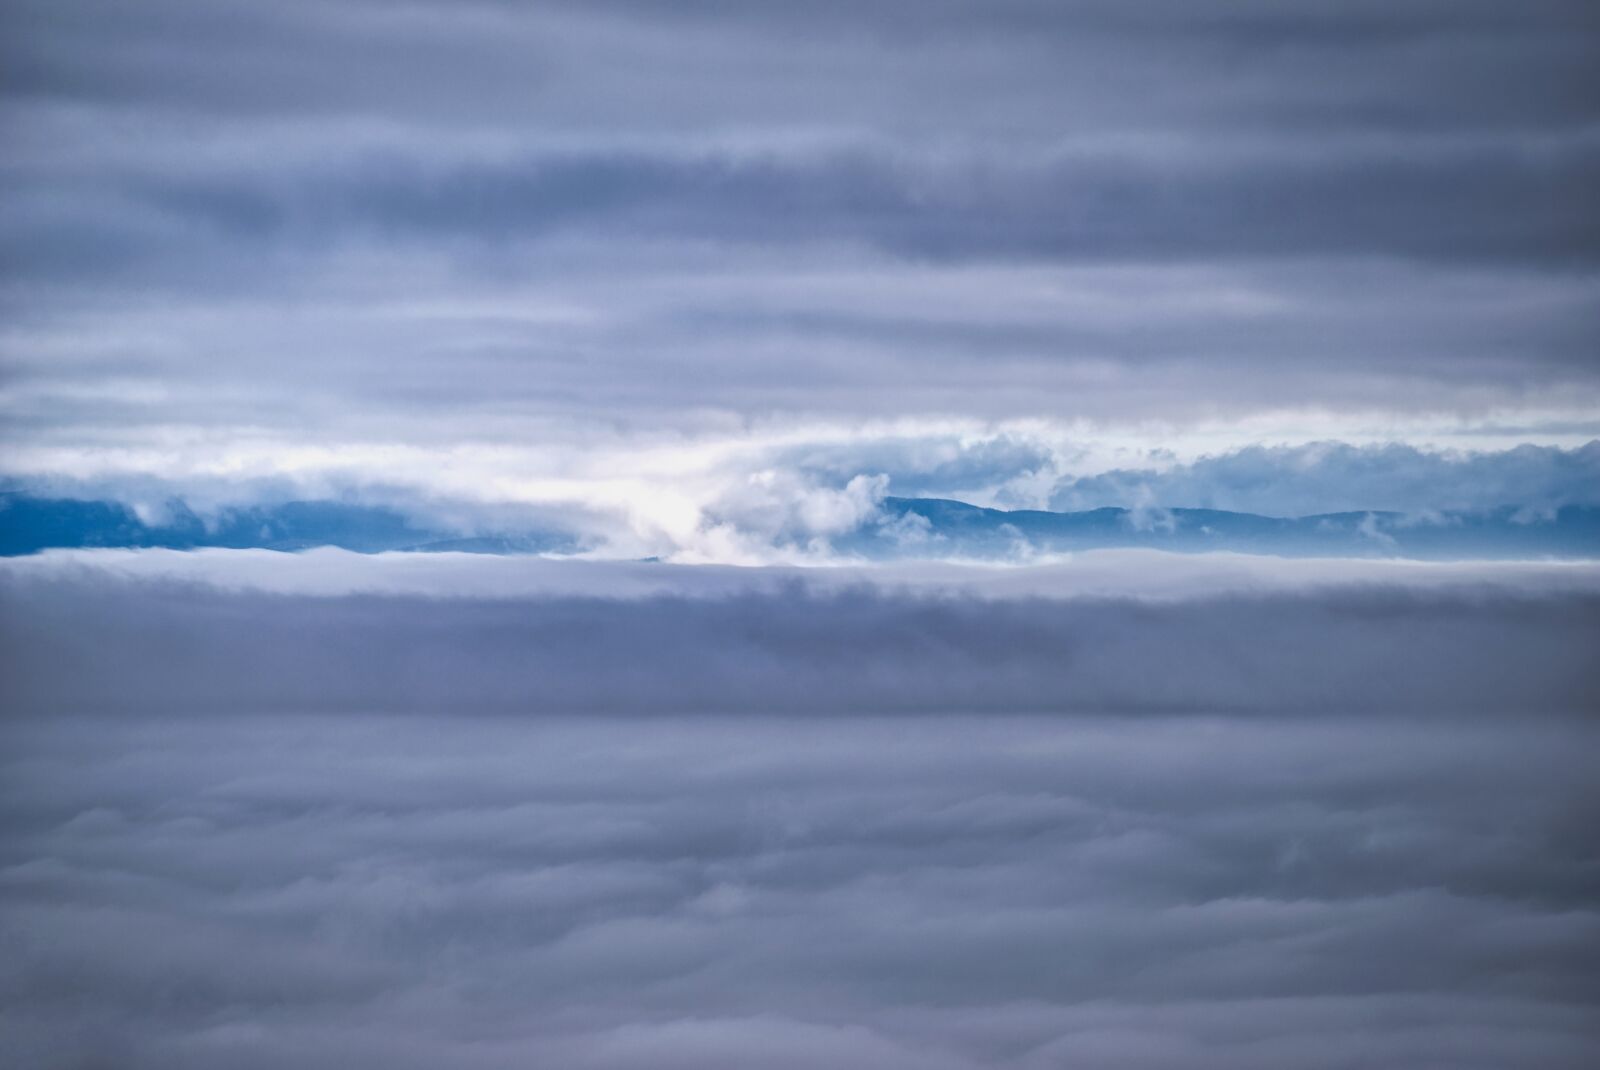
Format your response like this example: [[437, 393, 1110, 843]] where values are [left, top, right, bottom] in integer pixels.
[[0, 495, 575, 556], [1, 492, 1596, 559], [847, 497, 1600, 559]]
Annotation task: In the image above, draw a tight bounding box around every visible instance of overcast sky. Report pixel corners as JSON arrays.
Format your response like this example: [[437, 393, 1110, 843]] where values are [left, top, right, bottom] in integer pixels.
[[4, 6, 1599, 1065], [2, 1, 1598, 557]]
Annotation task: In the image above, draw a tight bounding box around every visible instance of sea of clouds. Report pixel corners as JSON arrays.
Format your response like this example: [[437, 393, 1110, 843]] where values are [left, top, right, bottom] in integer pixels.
[[3, 551, 1597, 1068]]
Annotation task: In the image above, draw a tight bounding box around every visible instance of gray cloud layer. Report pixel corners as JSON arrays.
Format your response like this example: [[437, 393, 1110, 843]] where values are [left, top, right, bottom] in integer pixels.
[[4, 710, 1598, 1069], [3, 568, 1597, 717], [3, 0, 1597, 443], [3, 562, 1597, 1066]]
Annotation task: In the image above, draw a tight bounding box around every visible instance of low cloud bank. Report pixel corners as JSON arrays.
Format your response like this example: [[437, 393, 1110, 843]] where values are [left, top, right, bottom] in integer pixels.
[[3, 558, 1596, 1067], [2, 561, 1596, 717], [3, 711, 1597, 1068], [10, 545, 1600, 601]]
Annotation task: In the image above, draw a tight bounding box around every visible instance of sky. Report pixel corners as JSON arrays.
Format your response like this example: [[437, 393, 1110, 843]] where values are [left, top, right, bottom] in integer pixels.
[[2, 0, 1598, 559], [2, 2, 1599, 1067]]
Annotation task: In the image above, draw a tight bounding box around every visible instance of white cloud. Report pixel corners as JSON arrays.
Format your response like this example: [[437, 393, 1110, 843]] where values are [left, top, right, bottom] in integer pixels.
[[6, 426, 1597, 562]]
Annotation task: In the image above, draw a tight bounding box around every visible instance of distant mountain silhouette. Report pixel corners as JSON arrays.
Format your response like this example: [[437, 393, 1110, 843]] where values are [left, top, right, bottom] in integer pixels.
[[2, 492, 1596, 559], [0, 495, 574, 556], [839, 497, 1600, 559]]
